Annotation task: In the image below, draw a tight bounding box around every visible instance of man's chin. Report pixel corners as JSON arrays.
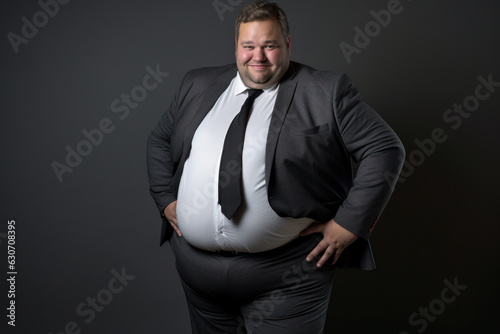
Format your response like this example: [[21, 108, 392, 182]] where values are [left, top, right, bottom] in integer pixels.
[[239, 70, 275, 88], [249, 74, 273, 85]]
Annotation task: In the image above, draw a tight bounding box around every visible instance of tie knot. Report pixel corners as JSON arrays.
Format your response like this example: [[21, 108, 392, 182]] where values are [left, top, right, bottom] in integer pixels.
[[247, 89, 263, 100]]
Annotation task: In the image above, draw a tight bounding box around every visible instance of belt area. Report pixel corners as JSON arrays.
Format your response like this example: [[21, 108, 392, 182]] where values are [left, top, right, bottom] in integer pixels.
[[213, 249, 246, 256]]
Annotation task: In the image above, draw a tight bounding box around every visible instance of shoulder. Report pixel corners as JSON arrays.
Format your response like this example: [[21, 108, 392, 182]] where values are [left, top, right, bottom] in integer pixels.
[[183, 63, 236, 85], [290, 61, 353, 96], [173, 63, 236, 98]]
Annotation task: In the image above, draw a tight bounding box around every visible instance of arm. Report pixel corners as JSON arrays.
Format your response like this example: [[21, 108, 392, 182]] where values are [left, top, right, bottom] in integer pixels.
[[147, 107, 177, 215], [146, 75, 188, 236], [302, 73, 405, 266]]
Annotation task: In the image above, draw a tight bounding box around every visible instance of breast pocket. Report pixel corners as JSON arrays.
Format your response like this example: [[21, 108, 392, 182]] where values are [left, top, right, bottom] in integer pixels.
[[286, 123, 332, 157], [281, 123, 333, 174], [290, 123, 330, 136]]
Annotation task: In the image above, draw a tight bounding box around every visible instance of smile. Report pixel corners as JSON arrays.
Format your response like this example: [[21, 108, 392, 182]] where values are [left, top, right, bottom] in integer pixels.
[[249, 64, 270, 70]]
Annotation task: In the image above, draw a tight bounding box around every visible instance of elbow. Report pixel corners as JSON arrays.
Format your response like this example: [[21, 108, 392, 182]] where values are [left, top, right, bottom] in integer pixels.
[[147, 131, 157, 145], [395, 137, 406, 161], [388, 136, 406, 179]]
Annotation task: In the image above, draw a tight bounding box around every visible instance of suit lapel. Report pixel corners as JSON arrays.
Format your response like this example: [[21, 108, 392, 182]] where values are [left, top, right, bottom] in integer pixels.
[[183, 65, 236, 157], [173, 65, 236, 194], [265, 62, 297, 186]]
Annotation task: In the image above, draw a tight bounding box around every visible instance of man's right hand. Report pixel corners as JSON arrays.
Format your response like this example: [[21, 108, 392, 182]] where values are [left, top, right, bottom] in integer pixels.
[[164, 201, 181, 236]]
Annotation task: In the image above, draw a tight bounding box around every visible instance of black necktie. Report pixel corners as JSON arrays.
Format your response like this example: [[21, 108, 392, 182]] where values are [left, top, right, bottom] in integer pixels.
[[218, 88, 264, 219]]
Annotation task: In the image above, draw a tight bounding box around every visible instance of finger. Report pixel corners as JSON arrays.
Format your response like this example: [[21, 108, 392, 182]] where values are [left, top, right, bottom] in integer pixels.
[[316, 246, 336, 267], [331, 246, 345, 264], [305, 240, 328, 262], [300, 223, 323, 236], [169, 220, 182, 237], [166, 210, 176, 221], [173, 225, 182, 237]]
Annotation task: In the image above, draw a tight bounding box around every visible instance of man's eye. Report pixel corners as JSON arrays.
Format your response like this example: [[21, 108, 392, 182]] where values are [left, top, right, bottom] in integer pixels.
[[244, 46, 254, 50], [265, 45, 275, 49]]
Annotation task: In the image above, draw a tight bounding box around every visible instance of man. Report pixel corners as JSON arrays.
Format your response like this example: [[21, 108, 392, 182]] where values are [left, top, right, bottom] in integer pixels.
[[147, 1, 404, 333]]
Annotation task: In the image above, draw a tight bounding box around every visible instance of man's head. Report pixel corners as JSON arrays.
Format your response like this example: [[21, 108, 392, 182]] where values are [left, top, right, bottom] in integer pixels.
[[235, 0, 291, 89]]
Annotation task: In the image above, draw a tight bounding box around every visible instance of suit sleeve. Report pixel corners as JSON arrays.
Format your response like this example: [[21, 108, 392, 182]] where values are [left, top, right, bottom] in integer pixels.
[[332, 74, 405, 240], [146, 75, 188, 217]]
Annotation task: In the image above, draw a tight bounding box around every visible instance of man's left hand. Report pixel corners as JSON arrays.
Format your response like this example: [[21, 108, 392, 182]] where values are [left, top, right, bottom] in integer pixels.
[[300, 218, 359, 267]]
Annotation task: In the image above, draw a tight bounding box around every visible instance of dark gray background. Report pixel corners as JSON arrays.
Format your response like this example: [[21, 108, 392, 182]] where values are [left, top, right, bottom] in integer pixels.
[[1, 0, 499, 333]]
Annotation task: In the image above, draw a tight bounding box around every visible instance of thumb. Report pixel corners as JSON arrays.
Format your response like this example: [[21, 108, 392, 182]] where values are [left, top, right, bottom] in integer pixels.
[[300, 222, 323, 236]]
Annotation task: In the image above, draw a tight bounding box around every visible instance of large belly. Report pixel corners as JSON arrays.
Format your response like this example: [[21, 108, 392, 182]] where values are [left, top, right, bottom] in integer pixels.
[[177, 198, 314, 253]]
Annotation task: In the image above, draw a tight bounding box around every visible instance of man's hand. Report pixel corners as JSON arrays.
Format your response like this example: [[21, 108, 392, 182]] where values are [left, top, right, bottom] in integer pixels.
[[300, 218, 358, 267], [164, 201, 181, 236]]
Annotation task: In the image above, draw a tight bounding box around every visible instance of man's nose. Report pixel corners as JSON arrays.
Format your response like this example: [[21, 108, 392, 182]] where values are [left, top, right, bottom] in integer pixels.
[[253, 48, 267, 62]]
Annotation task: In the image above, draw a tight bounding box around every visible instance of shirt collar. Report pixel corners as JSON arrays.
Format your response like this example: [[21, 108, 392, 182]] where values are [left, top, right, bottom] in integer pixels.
[[234, 71, 280, 96]]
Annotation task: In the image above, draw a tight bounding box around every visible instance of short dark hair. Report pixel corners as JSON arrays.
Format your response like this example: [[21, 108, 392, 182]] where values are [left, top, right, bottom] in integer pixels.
[[235, 0, 290, 43]]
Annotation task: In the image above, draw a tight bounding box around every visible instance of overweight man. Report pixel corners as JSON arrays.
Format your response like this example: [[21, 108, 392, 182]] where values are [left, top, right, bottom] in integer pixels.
[[147, 1, 405, 333]]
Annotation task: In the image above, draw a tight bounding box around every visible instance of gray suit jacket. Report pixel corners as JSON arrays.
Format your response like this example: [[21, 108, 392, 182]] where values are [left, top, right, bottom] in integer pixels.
[[147, 61, 405, 270]]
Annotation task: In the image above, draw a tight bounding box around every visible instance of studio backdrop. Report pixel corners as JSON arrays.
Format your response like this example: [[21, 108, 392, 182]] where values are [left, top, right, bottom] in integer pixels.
[[1, 0, 499, 333]]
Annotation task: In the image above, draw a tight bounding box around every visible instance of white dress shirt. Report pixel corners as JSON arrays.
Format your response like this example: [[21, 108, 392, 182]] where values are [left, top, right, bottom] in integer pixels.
[[176, 72, 314, 253]]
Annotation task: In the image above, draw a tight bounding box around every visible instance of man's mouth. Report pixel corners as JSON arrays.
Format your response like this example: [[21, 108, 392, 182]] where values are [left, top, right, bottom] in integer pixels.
[[249, 64, 270, 70]]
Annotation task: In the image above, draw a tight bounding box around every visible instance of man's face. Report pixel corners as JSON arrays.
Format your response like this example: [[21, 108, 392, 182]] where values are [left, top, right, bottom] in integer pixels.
[[236, 20, 291, 89]]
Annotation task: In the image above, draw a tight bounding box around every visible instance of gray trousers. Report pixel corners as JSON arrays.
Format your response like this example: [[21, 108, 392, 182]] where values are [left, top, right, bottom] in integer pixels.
[[169, 233, 336, 334]]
